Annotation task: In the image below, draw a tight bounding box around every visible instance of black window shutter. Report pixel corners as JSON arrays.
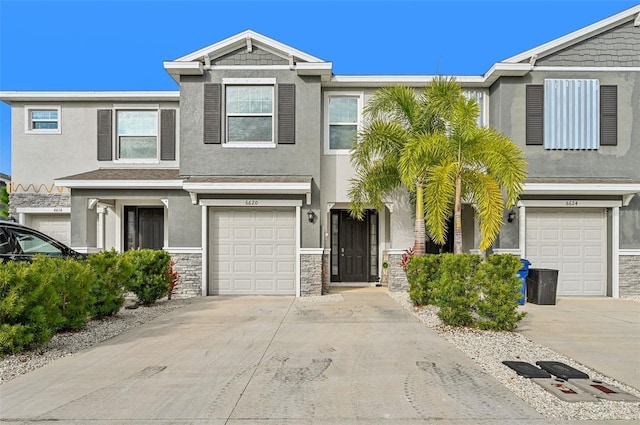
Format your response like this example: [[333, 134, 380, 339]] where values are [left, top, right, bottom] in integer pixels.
[[97, 109, 112, 161], [277, 83, 295, 144], [160, 109, 176, 160], [526, 85, 544, 146], [600, 85, 617, 146], [204, 83, 221, 144]]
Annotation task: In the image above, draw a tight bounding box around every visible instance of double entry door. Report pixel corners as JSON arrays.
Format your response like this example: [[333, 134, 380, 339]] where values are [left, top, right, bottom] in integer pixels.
[[330, 209, 378, 283]]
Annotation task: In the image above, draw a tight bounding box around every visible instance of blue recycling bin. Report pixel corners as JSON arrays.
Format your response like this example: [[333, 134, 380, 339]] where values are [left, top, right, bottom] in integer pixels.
[[517, 259, 531, 305]]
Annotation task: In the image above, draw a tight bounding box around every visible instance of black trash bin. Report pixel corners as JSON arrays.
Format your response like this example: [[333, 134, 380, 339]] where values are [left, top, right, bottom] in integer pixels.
[[526, 268, 559, 305]]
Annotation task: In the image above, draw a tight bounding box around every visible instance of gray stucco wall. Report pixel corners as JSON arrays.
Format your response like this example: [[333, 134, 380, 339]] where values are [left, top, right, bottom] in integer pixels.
[[489, 71, 640, 178], [621, 194, 640, 249], [167, 191, 201, 247], [179, 69, 322, 248], [536, 21, 640, 67]]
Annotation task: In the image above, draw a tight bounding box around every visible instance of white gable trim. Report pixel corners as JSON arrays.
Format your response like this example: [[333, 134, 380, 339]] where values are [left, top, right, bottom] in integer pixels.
[[504, 4, 640, 64], [174, 30, 325, 64]]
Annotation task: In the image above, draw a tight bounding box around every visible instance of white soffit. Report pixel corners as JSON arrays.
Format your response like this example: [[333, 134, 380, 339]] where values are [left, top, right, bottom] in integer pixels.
[[183, 181, 312, 204], [523, 182, 640, 196], [0, 91, 179, 102]]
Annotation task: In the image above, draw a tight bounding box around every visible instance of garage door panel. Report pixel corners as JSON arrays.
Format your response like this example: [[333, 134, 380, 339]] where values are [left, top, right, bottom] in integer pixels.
[[28, 214, 71, 246], [209, 207, 296, 295], [526, 208, 606, 296]]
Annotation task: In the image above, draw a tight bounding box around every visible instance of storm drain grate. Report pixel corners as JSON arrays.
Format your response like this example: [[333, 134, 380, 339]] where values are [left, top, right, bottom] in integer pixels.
[[502, 361, 552, 378], [536, 361, 589, 380]]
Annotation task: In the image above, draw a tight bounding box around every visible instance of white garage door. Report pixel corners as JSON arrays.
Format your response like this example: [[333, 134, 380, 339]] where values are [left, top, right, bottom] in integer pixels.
[[28, 214, 71, 246], [526, 208, 606, 296], [209, 208, 296, 295]]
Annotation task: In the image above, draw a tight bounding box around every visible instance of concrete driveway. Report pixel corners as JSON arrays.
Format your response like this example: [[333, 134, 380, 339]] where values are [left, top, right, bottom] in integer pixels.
[[0, 291, 549, 425]]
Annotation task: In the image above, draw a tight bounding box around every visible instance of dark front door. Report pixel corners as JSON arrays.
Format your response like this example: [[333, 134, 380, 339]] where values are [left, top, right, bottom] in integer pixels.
[[330, 210, 378, 283], [124, 207, 164, 250]]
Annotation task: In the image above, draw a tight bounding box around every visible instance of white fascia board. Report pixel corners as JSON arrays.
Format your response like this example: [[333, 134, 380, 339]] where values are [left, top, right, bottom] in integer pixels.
[[325, 75, 487, 88], [55, 180, 184, 189], [296, 62, 333, 77], [523, 183, 640, 196], [183, 181, 311, 193], [503, 4, 640, 64], [175, 30, 325, 64], [482, 62, 532, 85], [162, 61, 204, 75], [0, 91, 179, 103]]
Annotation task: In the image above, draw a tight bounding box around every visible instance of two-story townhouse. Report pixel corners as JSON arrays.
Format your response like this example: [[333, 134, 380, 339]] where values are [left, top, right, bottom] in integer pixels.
[[2, 5, 639, 298]]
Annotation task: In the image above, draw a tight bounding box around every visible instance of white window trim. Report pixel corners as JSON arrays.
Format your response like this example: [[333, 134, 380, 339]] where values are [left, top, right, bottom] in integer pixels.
[[24, 105, 62, 134], [113, 106, 161, 164], [225, 84, 275, 146], [324, 91, 364, 155]]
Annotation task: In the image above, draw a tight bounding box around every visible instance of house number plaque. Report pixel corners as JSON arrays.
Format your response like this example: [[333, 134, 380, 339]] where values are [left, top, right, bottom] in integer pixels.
[[245, 200, 259, 206]]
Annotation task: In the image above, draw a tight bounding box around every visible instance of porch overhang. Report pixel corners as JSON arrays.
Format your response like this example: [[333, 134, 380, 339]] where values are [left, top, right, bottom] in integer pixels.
[[183, 176, 313, 205], [55, 169, 183, 190]]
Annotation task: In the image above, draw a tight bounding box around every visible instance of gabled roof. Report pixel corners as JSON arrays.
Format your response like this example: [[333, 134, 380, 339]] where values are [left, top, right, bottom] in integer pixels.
[[502, 4, 640, 65], [163, 30, 332, 81]]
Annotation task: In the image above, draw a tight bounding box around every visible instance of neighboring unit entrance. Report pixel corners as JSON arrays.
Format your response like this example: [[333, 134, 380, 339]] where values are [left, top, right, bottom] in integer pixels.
[[28, 214, 71, 245], [208, 207, 296, 295], [330, 210, 378, 283], [124, 207, 164, 250], [526, 208, 607, 296]]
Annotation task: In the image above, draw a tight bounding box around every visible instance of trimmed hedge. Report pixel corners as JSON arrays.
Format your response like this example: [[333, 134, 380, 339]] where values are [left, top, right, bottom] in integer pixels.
[[0, 249, 177, 355], [407, 253, 526, 330]]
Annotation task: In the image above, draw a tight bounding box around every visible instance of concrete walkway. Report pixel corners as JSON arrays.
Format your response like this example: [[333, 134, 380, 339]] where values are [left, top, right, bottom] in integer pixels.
[[519, 297, 640, 390], [1, 292, 550, 424]]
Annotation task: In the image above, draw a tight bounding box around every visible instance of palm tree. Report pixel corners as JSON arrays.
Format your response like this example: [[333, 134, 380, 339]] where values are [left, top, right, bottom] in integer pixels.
[[348, 78, 461, 255], [350, 77, 527, 254], [399, 82, 527, 253]]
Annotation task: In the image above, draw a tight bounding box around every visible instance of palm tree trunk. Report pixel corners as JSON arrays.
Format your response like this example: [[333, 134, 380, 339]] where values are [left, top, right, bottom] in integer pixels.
[[414, 184, 426, 255], [453, 173, 463, 254]]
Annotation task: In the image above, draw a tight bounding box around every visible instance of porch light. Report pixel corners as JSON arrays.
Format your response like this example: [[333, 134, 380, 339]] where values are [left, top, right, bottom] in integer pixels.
[[307, 209, 316, 223], [507, 210, 516, 223]]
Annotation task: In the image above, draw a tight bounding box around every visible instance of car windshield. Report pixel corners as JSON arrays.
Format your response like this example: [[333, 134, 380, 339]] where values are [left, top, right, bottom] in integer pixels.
[[11, 228, 63, 256]]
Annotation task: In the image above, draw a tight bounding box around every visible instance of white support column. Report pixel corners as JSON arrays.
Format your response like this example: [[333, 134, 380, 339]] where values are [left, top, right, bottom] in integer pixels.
[[201, 205, 208, 296], [96, 206, 106, 250], [518, 204, 526, 259], [612, 207, 620, 298], [296, 205, 301, 298]]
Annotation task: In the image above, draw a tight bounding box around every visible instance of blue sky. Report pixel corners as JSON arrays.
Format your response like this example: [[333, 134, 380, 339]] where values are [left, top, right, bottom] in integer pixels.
[[0, 0, 637, 175]]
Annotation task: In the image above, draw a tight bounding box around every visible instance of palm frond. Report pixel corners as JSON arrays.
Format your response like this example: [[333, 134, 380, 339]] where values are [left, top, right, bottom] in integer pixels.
[[423, 163, 457, 245], [463, 169, 504, 251]]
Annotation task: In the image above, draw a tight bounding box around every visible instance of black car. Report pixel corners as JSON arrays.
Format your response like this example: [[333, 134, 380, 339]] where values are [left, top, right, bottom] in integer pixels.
[[0, 218, 85, 262]]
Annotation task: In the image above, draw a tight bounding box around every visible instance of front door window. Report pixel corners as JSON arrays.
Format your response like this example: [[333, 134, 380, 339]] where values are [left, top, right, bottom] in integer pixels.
[[124, 207, 164, 250]]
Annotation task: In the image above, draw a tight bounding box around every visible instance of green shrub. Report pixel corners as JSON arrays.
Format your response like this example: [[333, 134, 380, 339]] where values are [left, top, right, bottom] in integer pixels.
[[88, 250, 134, 319], [407, 254, 441, 306], [433, 253, 482, 327], [0, 260, 62, 354], [476, 254, 526, 331], [123, 249, 172, 305], [30, 256, 95, 331]]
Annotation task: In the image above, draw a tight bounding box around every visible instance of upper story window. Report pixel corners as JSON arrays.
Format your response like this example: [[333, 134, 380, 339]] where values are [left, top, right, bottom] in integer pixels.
[[203, 79, 295, 146], [226, 85, 274, 143], [25, 106, 61, 134], [117, 110, 158, 159], [526, 79, 617, 149], [324, 91, 363, 154], [97, 106, 176, 163], [462, 90, 487, 128]]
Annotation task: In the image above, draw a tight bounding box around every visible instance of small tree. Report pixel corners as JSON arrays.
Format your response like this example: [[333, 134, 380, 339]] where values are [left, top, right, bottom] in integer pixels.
[[0, 186, 9, 219]]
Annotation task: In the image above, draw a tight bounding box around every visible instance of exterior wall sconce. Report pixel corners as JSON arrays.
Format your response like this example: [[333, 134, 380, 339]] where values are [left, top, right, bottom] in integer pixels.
[[507, 210, 516, 223], [307, 209, 316, 223]]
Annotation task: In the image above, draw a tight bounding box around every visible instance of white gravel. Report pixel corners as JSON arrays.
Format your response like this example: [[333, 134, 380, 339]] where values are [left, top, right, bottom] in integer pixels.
[[2, 292, 639, 421], [389, 291, 640, 421]]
